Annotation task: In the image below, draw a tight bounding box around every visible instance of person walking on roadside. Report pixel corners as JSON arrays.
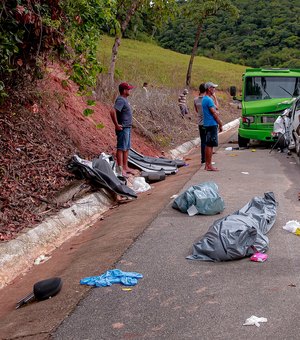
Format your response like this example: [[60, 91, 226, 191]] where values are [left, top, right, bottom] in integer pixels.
[[110, 82, 135, 177], [142, 82, 149, 99], [178, 89, 189, 117], [202, 82, 223, 171], [194, 83, 206, 165]]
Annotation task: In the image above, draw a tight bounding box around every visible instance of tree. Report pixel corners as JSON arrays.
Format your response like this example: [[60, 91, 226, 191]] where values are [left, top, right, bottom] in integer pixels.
[[0, 0, 116, 100], [185, 0, 238, 87], [107, 0, 176, 85]]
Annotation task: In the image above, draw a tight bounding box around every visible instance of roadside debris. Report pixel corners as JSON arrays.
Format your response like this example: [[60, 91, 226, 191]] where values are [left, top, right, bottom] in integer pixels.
[[250, 252, 268, 263], [172, 182, 225, 216], [243, 315, 267, 327], [131, 177, 151, 193], [283, 220, 300, 235], [225, 147, 239, 151], [187, 192, 277, 261], [67, 154, 137, 199], [128, 148, 184, 174], [34, 254, 51, 265], [16, 277, 63, 309], [122, 288, 132, 292], [141, 170, 166, 183], [80, 269, 143, 287]]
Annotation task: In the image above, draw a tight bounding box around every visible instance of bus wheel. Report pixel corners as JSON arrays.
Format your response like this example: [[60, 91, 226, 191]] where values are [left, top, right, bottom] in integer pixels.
[[238, 134, 249, 148]]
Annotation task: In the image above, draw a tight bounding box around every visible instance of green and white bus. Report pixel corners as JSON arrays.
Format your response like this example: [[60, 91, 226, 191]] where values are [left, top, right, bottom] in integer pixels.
[[231, 68, 300, 147]]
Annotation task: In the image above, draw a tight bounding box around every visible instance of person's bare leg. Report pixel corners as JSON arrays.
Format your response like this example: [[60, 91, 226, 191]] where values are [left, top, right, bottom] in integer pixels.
[[123, 150, 129, 171], [205, 146, 218, 171], [116, 149, 123, 167], [205, 146, 212, 169], [123, 150, 135, 174]]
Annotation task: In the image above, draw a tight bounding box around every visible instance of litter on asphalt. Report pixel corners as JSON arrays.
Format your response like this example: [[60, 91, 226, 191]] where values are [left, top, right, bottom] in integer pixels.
[[283, 220, 300, 235], [80, 269, 143, 287], [172, 181, 225, 216], [243, 315, 267, 327], [250, 252, 268, 262]]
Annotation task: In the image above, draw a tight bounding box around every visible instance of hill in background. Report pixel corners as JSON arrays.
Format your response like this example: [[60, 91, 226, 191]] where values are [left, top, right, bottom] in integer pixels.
[[157, 0, 300, 68]]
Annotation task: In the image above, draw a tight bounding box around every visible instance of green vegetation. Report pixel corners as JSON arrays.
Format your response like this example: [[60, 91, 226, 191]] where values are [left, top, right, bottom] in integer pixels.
[[99, 35, 246, 91], [0, 0, 116, 100], [157, 0, 300, 68], [2, 0, 299, 103]]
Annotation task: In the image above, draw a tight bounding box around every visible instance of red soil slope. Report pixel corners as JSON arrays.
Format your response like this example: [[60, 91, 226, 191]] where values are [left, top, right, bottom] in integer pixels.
[[0, 64, 161, 241]]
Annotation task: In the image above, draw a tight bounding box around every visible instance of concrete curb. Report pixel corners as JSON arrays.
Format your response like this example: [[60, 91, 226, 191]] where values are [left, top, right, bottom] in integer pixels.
[[0, 118, 239, 289], [169, 118, 240, 158], [0, 191, 114, 288]]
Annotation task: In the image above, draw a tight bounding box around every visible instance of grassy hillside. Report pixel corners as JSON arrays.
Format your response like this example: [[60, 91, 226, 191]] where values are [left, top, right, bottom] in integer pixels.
[[98, 35, 247, 91]]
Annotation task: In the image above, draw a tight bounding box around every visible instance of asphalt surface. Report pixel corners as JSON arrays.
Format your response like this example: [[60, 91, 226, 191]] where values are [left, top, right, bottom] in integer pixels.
[[0, 128, 299, 339]]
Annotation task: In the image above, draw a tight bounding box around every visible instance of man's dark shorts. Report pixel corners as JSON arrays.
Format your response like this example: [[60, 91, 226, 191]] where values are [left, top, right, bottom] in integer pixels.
[[116, 127, 131, 151], [205, 125, 218, 147]]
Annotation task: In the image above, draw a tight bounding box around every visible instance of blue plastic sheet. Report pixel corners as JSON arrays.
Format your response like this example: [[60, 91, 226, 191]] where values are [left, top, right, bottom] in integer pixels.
[[80, 269, 143, 287]]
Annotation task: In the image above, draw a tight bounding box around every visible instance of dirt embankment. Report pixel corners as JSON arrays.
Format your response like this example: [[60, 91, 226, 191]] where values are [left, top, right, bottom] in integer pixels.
[[0, 64, 240, 241]]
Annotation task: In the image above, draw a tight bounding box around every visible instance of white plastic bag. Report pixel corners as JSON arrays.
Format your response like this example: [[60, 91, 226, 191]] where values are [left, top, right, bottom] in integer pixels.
[[243, 315, 267, 327], [283, 220, 300, 235], [132, 177, 151, 193]]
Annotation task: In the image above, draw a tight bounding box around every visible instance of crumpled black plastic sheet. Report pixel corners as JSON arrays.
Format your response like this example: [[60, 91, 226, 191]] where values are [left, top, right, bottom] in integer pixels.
[[187, 192, 277, 262], [67, 154, 137, 198], [128, 148, 180, 174]]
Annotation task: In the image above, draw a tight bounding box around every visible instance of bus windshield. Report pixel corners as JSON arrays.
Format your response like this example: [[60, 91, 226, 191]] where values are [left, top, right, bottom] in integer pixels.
[[244, 76, 300, 102]]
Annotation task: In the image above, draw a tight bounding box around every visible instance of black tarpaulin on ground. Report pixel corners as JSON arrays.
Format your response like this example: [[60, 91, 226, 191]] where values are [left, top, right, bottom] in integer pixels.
[[187, 192, 277, 262], [128, 148, 185, 174], [67, 154, 137, 198]]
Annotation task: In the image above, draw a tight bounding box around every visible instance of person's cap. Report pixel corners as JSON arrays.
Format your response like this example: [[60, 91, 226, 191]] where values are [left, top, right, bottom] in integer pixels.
[[205, 82, 218, 90], [183, 89, 189, 94], [119, 82, 135, 91]]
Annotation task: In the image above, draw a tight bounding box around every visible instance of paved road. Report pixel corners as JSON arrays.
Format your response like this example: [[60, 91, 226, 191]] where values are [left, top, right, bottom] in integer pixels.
[[0, 129, 299, 339], [53, 137, 300, 339]]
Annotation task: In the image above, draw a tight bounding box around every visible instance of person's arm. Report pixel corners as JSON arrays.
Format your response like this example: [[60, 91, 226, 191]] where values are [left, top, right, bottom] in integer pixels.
[[209, 106, 223, 132], [194, 98, 198, 113], [110, 108, 123, 131]]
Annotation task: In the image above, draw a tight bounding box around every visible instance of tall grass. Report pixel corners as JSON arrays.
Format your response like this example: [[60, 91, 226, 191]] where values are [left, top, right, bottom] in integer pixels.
[[98, 35, 246, 91]]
